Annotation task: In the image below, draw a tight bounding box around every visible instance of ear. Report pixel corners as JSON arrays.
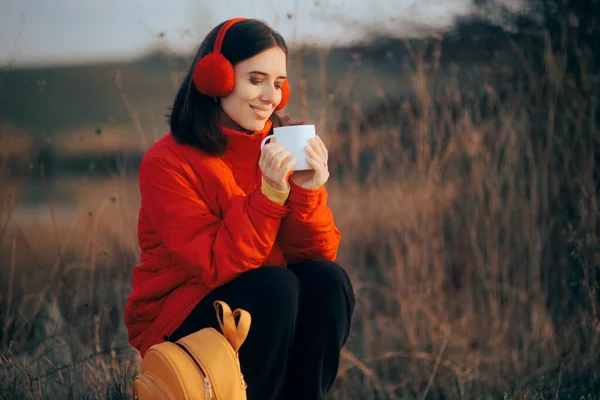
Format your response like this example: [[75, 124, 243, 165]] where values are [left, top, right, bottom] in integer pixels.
[[275, 79, 290, 111]]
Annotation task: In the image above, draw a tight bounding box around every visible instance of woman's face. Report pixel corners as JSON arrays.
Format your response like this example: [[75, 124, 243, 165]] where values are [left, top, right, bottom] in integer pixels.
[[220, 46, 287, 132]]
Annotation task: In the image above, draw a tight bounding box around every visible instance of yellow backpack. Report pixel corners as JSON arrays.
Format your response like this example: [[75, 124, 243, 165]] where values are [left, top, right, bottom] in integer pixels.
[[133, 300, 251, 400]]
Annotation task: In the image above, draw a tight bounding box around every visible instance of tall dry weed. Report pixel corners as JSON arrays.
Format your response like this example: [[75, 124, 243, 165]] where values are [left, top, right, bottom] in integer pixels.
[[1, 24, 599, 400], [322, 30, 599, 399]]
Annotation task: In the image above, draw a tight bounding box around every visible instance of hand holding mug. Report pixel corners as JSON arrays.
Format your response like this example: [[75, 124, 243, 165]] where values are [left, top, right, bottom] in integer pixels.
[[260, 124, 328, 191], [259, 140, 296, 191], [290, 135, 330, 190]]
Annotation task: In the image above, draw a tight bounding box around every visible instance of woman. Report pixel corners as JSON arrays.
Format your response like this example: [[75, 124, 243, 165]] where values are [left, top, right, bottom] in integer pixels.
[[124, 17, 355, 400]]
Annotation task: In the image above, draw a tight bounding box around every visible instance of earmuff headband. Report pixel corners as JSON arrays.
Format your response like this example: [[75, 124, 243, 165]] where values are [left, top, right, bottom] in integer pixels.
[[213, 18, 247, 54]]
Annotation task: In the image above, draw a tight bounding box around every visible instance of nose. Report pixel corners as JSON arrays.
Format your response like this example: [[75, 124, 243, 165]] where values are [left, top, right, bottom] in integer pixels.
[[260, 82, 280, 106]]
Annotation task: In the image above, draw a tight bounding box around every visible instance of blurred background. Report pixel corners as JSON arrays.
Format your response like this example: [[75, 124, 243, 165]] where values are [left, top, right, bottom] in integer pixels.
[[0, 0, 599, 398]]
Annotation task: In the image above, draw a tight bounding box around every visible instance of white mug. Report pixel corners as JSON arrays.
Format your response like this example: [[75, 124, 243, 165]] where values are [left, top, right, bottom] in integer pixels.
[[260, 124, 316, 171]]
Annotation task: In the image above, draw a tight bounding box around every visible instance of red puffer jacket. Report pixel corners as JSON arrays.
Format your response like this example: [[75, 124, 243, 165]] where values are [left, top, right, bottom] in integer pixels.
[[124, 119, 341, 356]]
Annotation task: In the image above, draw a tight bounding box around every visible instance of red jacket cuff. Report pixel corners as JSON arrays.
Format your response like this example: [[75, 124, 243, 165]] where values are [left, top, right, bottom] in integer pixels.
[[288, 180, 324, 208], [251, 187, 292, 218]]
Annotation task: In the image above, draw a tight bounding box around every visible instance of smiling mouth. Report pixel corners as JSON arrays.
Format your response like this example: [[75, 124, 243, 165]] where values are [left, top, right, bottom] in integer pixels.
[[250, 105, 271, 117]]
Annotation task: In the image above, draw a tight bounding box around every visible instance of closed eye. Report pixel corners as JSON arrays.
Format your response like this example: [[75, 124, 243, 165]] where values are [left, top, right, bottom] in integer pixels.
[[250, 77, 282, 90]]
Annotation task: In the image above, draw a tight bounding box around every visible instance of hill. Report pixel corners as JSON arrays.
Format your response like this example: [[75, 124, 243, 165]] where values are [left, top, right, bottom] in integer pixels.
[[0, 19, 518, 136], [0, 49, 185, 134]]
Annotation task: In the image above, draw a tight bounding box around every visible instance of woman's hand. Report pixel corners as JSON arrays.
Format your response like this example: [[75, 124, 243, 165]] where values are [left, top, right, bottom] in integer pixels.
[[290, 136, 330, 190], [259, 140, 297, 191]]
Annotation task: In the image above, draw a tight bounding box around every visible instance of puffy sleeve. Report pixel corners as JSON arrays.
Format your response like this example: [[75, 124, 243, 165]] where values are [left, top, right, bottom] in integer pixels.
[[139, 155, 291, 289], [276, 180, 341, 263]]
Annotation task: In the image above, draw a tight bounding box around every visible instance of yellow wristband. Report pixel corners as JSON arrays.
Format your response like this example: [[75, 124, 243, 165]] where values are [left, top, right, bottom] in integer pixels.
[[261, 177, 290, 206]]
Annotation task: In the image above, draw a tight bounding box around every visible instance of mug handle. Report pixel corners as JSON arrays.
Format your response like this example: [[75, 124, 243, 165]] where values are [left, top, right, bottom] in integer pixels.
[[260, 135, 274, 150]]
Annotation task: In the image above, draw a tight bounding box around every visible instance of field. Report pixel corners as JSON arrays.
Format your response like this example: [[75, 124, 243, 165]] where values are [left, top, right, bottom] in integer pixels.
[[1, 19, 599, 400]]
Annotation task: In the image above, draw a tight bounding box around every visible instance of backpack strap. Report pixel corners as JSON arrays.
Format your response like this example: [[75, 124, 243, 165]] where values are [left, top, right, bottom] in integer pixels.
[[214, 301, 251, 353], [214, 300, 236, 338]]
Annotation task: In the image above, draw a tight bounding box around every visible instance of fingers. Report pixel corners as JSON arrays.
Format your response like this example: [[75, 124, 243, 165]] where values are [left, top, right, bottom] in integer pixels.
[[269, 153, 296, 187], [262, 142, 285, 159], [305, 155, 321, 171], [263, 150, 293, 171], [281, 155, 297, 175], [269, 148, 294, 171], [260, 143, 285, 167], [311, 136, 328, 164], [305, 143, 325, 169], [305, 156, 330, 186], [305, 144, 329, 184], [260, 142, 297, 187]]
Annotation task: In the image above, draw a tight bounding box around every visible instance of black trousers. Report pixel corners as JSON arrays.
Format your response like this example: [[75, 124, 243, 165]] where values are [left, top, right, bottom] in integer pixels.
[[169, 259, 355, 400]]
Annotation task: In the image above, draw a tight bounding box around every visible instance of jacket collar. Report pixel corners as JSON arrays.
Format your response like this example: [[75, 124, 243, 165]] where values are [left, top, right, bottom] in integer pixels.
[[221, 119, 273, 161]]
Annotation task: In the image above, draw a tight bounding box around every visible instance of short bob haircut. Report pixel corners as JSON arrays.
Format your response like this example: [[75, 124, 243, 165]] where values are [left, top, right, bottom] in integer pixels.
[[168, 19, 290, 155]]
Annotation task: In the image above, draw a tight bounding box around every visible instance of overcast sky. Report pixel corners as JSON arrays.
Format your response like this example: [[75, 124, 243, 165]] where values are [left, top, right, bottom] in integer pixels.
[[0, 0, 526, 67]]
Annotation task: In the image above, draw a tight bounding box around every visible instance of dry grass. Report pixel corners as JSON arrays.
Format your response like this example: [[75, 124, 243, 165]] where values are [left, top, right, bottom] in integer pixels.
[[1, 29, 599, 400]]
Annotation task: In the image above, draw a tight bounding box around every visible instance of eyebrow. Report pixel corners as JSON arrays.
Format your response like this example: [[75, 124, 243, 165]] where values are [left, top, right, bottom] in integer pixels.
[[248, 71, 287, 80]]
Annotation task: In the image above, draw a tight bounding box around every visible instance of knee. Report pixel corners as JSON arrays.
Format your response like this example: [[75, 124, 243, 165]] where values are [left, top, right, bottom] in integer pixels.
[[293, 259, 355, 310], [246, 266, 300, 318]]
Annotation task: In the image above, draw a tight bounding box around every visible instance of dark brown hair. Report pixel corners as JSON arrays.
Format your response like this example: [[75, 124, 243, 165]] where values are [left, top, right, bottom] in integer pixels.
[[168, 19, 290, 155]]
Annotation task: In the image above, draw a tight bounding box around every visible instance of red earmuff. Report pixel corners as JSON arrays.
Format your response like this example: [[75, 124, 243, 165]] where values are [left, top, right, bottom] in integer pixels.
[[275, 79, 290, 111], [193, 17, 291, 111]]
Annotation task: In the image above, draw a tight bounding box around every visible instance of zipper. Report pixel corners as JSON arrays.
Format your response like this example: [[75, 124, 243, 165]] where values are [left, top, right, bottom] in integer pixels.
[[176, 338, 248, 395], [212, 334, 247, 390], [255, 153, 262, 190], [204, 376, 213, 399], [237, 352, 247, 389], [175, 343, 214, 399]]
